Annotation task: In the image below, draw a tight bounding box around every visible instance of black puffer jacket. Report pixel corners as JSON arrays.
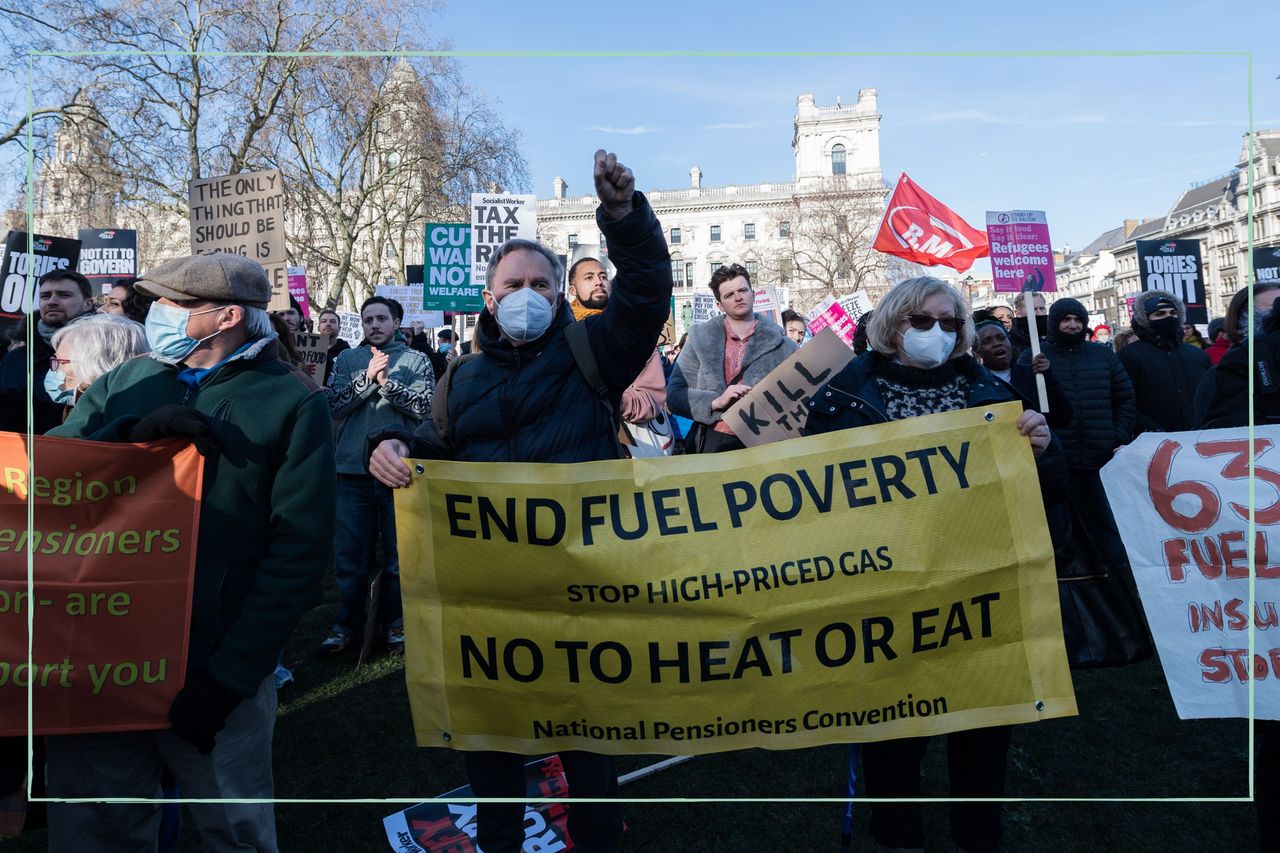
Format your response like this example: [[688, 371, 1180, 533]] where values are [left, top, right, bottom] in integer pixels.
[[381, 193, 671, 463], [1018, 297, 1135, 469], [1118, 292, 1212, 434]]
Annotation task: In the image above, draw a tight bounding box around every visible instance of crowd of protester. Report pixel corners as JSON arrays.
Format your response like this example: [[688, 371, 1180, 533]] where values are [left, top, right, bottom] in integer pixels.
[[1, 147, 1277, 852]]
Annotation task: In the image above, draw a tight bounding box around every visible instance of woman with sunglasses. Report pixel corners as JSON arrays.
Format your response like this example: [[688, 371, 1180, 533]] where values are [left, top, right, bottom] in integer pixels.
[[804, 276, 1059, 853]]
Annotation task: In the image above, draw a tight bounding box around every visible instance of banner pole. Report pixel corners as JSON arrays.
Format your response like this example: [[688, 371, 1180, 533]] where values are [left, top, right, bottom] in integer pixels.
[[1024, 289, 1050, 412]]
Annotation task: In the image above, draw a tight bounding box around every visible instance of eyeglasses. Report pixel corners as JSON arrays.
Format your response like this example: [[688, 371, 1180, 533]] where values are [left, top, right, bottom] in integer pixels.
[[49, 357, 72, 371], [903, 314, 963, 333]]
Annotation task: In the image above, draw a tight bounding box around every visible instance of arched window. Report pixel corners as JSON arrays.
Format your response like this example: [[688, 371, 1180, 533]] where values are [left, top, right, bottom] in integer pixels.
[[831, 144, 846, 176]]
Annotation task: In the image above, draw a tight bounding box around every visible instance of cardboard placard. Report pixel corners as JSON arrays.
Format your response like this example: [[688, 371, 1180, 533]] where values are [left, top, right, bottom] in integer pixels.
[[293, 331, 328, 387], [337, 312, 363, 348], [424, 223, 478, 311], [188, 169, 288, 310], [725, 327, 856, 446]]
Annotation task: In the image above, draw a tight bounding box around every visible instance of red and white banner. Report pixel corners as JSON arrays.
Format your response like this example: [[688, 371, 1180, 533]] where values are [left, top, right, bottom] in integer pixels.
[[872, 173, 988, 272], [1100, 427, 1280, 720]]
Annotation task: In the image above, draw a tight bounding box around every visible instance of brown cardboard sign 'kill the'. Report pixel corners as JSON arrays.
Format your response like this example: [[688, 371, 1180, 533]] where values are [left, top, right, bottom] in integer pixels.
[[726, 327, 854, 447]]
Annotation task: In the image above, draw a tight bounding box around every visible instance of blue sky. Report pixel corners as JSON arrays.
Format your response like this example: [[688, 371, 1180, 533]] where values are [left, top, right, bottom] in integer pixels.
[[431, 0, 1278, 261]]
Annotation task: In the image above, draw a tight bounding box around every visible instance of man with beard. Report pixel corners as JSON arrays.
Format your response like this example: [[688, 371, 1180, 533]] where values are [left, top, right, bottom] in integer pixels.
[[1119, 290, 1211, 434], [568, 255, 666, 425], [0, 269, 96, 433], [316, 308, 351, 378], [322, 295, 434, 656]]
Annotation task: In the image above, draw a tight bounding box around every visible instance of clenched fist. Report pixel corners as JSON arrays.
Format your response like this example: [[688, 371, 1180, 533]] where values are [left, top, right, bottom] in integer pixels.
[[594, 149, 635, 220]]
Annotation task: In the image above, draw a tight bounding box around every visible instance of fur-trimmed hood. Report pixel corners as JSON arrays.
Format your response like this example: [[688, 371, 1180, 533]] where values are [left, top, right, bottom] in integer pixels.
[[1130, 289, 1186, 329]]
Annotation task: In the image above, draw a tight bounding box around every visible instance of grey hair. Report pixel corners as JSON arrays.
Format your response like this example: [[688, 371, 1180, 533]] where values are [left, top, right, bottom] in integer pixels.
[[51, 314, 149, 387], [866, 276, 975, 360], [484, 239, 565, 292], [241, 306, 274, 338]]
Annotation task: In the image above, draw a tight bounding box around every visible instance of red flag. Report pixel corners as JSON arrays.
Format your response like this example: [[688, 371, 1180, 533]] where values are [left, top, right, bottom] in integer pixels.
[[872, 173, 988, 272]]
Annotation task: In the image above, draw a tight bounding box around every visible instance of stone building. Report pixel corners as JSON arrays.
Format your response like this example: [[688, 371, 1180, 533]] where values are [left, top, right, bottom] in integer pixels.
[[1055, 129, 1280, 328], [536, 90, 892, 335]]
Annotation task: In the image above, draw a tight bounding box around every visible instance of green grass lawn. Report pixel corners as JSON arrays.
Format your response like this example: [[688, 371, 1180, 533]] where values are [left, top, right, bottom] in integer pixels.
[[4, 580, 1259, 852]]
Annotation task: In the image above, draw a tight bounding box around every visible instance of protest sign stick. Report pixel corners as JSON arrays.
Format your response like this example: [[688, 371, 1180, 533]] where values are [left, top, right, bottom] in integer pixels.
[[1023, 286, 1049, 412], [617, 754, 693, 785]]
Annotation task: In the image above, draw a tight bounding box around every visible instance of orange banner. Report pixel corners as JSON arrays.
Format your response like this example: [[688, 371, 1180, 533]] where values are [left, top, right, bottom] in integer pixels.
[[0, 433, 202, 736]]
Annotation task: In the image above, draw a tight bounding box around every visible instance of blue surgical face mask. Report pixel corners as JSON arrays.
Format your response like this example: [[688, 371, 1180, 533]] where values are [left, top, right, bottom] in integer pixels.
[[495, 288, 556, 343], [44, 367, 77, 406], [438, 343, 453, 353], [145, 302, 225, 363]]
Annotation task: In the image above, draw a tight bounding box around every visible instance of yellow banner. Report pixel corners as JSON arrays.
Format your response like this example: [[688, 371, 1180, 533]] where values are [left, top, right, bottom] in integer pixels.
[[396, 402, 1076, 755]]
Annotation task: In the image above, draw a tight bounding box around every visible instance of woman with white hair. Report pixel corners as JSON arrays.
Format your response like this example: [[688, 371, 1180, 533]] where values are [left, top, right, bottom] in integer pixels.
[[804, 276, 1058, 853], [47, 314, 149, 411]]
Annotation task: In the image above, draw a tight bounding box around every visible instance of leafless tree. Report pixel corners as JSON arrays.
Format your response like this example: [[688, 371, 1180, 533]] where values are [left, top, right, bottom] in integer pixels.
[[762, 177, 918, 315]]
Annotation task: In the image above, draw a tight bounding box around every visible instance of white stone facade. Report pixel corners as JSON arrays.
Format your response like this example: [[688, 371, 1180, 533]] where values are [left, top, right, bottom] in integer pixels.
[[536, 91, 887, 336]]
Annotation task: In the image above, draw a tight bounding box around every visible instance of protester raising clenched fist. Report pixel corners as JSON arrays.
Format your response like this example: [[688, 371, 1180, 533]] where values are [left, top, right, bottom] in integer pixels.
[[593, 149, 634, 220]]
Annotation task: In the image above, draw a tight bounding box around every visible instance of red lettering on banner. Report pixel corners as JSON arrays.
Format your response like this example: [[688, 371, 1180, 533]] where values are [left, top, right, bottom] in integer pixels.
[[1199, 647, 1280, 682], [1148, 440, 1220, 533], [1195, 438, 1280, 526], [1163, 530, 1280, 583]]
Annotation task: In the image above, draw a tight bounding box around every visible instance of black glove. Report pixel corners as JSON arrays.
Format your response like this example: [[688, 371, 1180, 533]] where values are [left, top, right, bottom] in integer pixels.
[[128, 404, 222, 455], [168, 670, 246, 754]]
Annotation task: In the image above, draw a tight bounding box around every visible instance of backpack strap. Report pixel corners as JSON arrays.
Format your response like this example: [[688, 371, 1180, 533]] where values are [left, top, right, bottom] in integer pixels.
[[431, 352, 483, 443], [564, 321, 630, 457]]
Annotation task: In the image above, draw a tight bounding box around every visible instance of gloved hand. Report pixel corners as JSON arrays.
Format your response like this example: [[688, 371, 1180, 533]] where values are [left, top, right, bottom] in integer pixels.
[[128, 404, 222, 455], [168, 670, 246, 754]]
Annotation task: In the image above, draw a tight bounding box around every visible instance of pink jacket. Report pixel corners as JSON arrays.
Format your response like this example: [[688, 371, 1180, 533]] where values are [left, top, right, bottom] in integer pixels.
[[620, 349, 666, 424]]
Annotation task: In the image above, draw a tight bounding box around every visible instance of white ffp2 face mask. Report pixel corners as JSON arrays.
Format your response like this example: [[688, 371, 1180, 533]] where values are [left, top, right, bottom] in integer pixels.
[[900, 324, 956, 369], [495, 288, 556, 343]]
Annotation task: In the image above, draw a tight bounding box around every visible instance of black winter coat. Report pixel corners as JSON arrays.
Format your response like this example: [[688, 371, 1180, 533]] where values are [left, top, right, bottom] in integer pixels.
[[1118, 327, 1211, 434], [388, 194, 671, 463], [1199, 319, 1280, 428], [1018, 336, 1135, 470], [0, 330, 60, 434], [803, 351, 1069, 510]]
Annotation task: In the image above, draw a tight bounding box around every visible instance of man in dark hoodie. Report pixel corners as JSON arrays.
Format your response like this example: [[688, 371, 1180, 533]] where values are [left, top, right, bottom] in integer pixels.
[[1118, 290, 1212, 434], [1020, 296, 1135, 568]]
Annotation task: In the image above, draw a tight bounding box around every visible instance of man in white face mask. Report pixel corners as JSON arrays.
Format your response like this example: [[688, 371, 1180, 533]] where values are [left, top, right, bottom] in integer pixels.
[[367, 149, 672, 853]]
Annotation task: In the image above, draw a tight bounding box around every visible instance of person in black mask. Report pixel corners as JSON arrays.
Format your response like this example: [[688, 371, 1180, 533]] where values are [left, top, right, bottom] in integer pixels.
[[1007, 290, 1047, 360], [1118, 290, 1211, 434]]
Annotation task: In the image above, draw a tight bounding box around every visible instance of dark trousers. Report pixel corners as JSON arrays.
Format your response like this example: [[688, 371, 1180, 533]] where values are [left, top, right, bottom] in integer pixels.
[[1067, 468, 1130, 575], [463, 750, 621, 853], [699, 429, 744, 454], [862, 726, 1012, 852], [333, 474, 401, 632]]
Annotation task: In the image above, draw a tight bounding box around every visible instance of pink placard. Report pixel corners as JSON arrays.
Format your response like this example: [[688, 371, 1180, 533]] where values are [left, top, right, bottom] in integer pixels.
[[985, 211, 1057, 294], [806, 300, 855, 347], [287, 266, 311, 318]]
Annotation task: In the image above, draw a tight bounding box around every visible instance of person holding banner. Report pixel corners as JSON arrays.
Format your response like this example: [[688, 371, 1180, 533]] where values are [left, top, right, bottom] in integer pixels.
[[668, 263, 798, 453], [803, 275, 1057, 853], [0, 269, 97, 434], [44, 253, 337, 852], [1199, 284, 1280, 428], [1007, 291, 1047, 360], [1117, 290, 1211, 435], [368, 149, 669, 853]]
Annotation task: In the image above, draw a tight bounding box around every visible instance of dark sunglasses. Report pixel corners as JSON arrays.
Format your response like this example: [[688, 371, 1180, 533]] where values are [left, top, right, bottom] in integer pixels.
[[904, 314, 963, 333]]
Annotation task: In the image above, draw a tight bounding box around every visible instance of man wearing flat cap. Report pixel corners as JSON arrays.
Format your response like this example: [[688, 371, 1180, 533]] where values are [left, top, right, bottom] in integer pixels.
[[45, 253, 337, 852], [1118, 289, 1212, 434]]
